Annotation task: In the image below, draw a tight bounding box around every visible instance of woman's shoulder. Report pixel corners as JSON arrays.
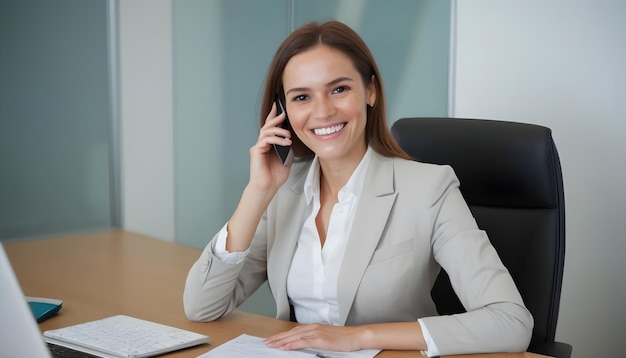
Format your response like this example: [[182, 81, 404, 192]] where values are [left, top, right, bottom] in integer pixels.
[[389, 156, 459, 188], [388, 155, 455, 177], [382, 158, 461, 207]]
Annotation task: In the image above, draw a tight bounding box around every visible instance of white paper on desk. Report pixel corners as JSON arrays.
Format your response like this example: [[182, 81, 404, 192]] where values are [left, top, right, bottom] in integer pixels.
[[197, 334, 381, 357]]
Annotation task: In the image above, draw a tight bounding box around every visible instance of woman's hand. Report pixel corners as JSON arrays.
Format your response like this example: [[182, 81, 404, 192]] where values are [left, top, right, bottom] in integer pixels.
[[264, 321, 426, 352], [223, 103, 294, 253], [248, 102, 293, 192], [264, 324, 365, 352]]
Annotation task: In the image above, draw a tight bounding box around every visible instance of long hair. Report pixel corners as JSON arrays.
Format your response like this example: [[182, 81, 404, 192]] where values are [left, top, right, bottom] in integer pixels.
[[260, 21, 412, 160]]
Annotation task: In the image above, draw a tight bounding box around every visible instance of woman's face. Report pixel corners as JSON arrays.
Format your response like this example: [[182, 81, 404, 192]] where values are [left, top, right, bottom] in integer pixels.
[[282, 45, 376, 164]]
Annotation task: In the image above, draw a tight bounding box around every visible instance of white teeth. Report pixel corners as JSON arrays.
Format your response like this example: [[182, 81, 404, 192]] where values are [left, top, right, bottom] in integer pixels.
[[314, 123, 344, 136]]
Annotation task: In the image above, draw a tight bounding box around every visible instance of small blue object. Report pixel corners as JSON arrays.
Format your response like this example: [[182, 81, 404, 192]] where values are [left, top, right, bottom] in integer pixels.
[[26, 297, 63, 323]]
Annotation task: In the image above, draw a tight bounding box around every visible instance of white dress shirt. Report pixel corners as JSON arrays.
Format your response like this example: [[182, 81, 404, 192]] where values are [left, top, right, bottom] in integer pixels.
[[213, 147, 439, 356], [285, 147, 372, 325]]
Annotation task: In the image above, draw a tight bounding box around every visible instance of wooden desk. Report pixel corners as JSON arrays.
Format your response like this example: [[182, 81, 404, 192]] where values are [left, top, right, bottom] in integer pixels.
[[3, 231, 551, 358]]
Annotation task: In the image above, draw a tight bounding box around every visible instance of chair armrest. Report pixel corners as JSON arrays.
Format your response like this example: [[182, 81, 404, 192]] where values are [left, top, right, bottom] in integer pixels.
[[529, 341, 572, 358]]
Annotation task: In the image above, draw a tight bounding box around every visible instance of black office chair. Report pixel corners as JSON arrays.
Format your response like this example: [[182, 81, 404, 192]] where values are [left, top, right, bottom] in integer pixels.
[[391, 117, 572, 358]]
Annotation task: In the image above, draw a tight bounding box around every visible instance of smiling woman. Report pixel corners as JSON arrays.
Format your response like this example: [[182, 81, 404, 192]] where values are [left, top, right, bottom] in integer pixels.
[[259, 22, 410, 164], [282, 45, 374, 166], [172, 1, 453, 259], [183, 21, 533, 357]]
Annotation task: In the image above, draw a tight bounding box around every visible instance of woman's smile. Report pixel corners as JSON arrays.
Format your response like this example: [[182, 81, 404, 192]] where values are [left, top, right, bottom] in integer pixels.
[[313, 123, 346, 136]]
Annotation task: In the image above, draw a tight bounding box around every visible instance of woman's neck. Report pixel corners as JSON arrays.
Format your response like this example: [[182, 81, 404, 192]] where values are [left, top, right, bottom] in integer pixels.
[[318, 147, 367, 198]]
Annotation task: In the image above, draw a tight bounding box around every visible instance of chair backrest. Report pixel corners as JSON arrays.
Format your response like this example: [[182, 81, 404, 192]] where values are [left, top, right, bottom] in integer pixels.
[[391, 117, 566, 349]]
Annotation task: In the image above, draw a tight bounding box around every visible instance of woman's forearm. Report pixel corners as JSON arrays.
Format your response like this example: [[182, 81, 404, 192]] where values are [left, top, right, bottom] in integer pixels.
[[355, 321, 427, 351], [265, 321, 428, 352], [225, 184, 277, 252]]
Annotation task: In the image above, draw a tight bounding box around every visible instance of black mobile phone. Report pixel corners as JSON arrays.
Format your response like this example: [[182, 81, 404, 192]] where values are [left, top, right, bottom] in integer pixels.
[[273, 96, 294, 166]]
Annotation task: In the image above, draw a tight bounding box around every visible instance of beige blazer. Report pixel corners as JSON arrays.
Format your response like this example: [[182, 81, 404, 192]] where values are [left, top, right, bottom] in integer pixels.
[[184, 151, 533, 355]]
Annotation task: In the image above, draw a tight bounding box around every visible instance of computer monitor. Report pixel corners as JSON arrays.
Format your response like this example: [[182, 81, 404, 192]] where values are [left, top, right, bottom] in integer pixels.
[[0, 243, 52, 357]]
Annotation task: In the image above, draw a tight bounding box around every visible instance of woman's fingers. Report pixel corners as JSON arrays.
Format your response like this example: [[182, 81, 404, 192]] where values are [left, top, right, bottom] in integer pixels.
[[264, 324, 359, 352], [251, 128, 291, 157], [263, 102, 291, 138], [246, 103, 294, 191]]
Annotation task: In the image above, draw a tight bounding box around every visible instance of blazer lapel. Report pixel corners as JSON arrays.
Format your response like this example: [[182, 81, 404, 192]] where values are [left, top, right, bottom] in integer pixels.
[[337, 153, 397, 324], [267, 164, 309, 320]]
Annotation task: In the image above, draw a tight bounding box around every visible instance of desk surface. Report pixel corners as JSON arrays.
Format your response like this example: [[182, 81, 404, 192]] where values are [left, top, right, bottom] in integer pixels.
[[4, 230, 551, 358]]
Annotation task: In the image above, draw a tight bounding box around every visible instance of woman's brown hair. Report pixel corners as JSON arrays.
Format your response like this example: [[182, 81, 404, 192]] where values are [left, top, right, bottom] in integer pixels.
[[260, 21, 412, 160]]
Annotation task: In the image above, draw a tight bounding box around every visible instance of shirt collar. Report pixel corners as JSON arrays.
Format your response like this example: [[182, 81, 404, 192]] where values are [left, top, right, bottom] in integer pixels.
[[303, 146, 373, 205]]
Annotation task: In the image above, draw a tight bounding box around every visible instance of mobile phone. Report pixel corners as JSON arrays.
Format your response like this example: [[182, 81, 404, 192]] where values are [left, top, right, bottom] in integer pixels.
[[273, 96, 294, 166]]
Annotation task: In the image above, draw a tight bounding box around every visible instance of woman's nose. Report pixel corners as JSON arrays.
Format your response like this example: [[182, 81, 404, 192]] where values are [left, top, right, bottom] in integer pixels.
[[311, 97, 335, 120]]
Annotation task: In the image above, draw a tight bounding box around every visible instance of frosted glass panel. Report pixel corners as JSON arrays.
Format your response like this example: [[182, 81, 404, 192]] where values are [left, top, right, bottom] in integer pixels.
[[173, 0, 290, 249], [0, 0, 112, 240], [173, 0, 290, 319]]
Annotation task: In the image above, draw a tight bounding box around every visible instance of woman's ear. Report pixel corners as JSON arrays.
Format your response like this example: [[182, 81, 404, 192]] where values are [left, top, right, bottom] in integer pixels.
[[367, 75, 377, 107]]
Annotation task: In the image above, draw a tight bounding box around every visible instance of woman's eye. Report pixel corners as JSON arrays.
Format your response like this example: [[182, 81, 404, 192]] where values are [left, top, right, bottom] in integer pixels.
[[332, 86, 349, 94], [293, 94, 308, 102]]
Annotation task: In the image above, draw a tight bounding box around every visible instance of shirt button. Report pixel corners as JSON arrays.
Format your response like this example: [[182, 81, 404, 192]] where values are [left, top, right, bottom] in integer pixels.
[[201, 263, 208, 272]]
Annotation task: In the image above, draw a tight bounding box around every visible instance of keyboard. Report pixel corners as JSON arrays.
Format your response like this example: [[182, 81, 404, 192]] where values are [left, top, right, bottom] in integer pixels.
[[43, 315, 210, 358], [48, 342, 101, 358]]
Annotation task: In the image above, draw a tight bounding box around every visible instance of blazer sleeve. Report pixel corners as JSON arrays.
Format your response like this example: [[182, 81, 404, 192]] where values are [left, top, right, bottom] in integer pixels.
[[183, 214, 269, 322], [419, 166, 534, 355], [182, 158, 311, 322]]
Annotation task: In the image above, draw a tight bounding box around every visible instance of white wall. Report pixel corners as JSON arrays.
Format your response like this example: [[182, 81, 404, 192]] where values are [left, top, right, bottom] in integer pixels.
[[118, 0, 175, 241], [453, 1, 626, 357]]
